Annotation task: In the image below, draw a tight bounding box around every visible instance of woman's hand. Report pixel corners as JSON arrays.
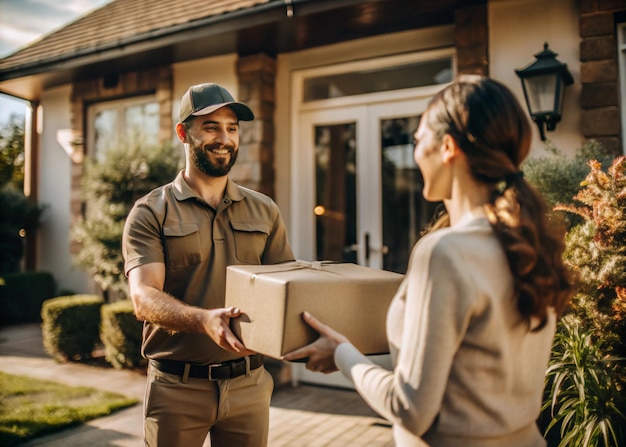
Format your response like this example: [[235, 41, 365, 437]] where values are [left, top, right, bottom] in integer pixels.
[[282, 311, 349, 374]]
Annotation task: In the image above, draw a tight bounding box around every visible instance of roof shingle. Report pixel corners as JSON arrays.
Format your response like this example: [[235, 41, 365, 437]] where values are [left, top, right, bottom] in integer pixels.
[[0, 0, 270, 71]]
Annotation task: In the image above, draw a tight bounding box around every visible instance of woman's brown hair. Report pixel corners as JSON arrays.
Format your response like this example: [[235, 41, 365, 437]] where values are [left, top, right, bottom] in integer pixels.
[[424, 75, 574, 330]]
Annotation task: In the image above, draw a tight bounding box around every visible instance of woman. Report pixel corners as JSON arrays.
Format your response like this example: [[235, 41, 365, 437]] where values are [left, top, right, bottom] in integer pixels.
[[283, 75, 575, 446]]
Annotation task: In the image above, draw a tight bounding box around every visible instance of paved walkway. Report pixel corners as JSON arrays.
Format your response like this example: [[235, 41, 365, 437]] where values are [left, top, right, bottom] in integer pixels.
[[0, 323, 393, 446]]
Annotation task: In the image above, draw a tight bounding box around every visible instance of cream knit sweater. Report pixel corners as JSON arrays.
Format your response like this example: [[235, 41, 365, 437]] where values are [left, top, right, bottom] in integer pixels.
[[335, 216, 553, 447]]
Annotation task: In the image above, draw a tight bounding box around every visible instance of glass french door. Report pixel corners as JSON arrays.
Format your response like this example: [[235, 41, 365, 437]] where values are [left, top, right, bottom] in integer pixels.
[[293, 98, 440, 274]]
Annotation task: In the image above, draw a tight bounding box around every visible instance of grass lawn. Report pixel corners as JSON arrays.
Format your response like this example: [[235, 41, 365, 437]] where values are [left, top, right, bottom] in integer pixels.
[[0, 371, 138, 446]]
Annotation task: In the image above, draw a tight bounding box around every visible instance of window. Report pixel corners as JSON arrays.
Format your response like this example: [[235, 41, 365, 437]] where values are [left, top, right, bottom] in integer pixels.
[[303, 57, 453, 103], [617, 23, 626, 154], [87, 96, 159, 161]]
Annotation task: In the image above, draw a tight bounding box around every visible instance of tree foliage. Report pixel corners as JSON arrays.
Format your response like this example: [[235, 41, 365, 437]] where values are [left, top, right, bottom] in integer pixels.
[[72, 139, 182, 299], [0, 114, 26, 189], [0, 114, 45, 274]]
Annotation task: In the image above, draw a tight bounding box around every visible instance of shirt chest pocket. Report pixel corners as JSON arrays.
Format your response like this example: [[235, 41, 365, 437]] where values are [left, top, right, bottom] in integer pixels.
[[230, 221, 270, 263], [163, 224, 204, 270]]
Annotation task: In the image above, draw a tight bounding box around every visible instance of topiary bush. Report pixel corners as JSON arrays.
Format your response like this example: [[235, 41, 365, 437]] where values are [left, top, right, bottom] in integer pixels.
[[100, 300, 144, 370], [41, 295, 104, 362]]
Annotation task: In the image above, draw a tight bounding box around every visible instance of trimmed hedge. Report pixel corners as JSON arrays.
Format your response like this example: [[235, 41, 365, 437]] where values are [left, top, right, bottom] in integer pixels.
[[101, 300, 144, 369], [0, 272, 56, 325], [41, 295, 104, 362]]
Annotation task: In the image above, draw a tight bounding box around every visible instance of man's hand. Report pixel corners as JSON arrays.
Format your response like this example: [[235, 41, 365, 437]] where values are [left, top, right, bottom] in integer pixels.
[[282, 311, 349, 374], [204, 307, 256, 356]]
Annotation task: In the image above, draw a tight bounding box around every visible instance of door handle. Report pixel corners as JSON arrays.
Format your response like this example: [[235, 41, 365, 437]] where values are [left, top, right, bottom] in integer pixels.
[[348, 233, 389, 265]]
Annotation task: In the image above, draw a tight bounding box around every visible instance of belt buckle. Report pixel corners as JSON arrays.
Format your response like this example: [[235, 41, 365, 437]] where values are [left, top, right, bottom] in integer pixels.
[[208, 363, 222, 380]]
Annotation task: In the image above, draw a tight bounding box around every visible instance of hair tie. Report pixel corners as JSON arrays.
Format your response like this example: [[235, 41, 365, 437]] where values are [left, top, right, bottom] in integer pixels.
[[504, 170, 524, 183]]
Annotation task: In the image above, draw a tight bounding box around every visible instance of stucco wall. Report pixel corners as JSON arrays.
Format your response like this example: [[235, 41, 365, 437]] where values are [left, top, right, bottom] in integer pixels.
[[490, 0, 582, 157], [37, 85, 95, 294]]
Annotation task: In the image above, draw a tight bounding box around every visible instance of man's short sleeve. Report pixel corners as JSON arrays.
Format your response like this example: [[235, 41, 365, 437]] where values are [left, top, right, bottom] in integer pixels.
[[122, 199, 165, 276]]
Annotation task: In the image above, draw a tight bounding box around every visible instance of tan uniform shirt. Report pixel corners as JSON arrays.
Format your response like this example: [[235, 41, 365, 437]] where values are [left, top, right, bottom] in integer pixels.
[[122, 170, 294, 364]]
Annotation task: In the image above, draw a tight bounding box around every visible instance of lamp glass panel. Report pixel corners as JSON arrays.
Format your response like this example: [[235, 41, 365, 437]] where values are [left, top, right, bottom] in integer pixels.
[[555, 81, 565, 115], [523, 74, 557, 114]]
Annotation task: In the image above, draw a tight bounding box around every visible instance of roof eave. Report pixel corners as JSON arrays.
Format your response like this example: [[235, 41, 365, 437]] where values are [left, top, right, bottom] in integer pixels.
[[0, 0, 291, 82]]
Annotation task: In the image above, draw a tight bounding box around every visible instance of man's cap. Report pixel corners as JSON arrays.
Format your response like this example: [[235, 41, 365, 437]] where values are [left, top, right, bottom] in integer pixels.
[[179, 83, 255, 123]]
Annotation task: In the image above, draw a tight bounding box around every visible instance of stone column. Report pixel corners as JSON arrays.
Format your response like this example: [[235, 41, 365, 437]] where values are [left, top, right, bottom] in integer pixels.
[[579, 1, 624, 154], [455, 4, 489, 76], [235, 53, 277, 198]]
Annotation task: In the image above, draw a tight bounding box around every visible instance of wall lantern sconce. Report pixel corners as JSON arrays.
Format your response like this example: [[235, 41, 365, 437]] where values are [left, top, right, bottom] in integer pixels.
[[515, 43, 573, 141]]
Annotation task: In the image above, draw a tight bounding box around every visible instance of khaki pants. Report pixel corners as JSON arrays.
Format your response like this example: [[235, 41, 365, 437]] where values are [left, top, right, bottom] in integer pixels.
[[144, 363, 274, 447]]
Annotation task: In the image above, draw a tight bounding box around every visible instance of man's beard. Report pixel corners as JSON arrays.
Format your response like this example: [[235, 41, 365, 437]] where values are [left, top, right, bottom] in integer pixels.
[[190, 142, 238, 177]]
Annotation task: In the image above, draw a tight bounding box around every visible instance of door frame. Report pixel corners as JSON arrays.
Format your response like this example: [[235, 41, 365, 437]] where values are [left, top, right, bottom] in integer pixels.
[[290, 49, 453, 265]]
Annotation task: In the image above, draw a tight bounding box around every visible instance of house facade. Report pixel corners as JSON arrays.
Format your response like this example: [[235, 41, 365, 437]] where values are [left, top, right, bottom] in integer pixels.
[[0, 0, 624, 297]]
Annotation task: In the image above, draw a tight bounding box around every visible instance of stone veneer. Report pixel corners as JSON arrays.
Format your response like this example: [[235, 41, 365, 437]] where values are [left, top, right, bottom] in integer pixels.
[[235, 53, 277, 198], [579, 0, 625, 155], [455, 3, 489, 76]]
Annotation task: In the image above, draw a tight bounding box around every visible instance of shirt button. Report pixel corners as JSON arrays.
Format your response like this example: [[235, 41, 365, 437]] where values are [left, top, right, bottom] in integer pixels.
[[224, 198, 231, 204]]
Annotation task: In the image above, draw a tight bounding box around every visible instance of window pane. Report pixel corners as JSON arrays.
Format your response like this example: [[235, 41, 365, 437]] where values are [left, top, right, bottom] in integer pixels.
[[89, 97, 160, 161], [304, 58, 452, 102], [124, 102, 159, 145], [93, 109, 118, 161], [381, 115, 441, 273], [315, 123, 357, 262]]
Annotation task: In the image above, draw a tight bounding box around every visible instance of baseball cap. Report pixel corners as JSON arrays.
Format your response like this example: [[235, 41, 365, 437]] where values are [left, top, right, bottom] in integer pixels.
[[179, 83, 255, 123]]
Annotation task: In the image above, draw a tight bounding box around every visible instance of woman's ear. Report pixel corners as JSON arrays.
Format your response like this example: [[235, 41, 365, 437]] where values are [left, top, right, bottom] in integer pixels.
[[441, 134, 460, 164]]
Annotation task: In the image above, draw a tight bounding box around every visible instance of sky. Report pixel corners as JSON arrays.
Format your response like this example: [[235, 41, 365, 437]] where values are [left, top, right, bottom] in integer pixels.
[[0, 0, 112, 124]]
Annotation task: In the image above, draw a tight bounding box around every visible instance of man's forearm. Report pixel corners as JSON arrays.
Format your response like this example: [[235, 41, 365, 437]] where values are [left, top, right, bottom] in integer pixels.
[[132, 286, 208, 334]]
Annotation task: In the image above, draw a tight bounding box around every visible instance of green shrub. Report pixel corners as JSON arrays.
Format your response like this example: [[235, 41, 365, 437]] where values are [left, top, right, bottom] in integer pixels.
[[543, 316, 625, 446], [100, 300, 144, 369], [72, 139, 181, 300], [522, 140, 614, 228], [556, 156, 626, 359], [41, 295, 104, 362], [538, 152, 626, 446], [0, 272, 55, 325]]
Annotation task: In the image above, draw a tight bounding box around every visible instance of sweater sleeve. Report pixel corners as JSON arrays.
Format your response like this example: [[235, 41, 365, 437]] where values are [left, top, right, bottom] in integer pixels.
[[334, 232, 477, 436]]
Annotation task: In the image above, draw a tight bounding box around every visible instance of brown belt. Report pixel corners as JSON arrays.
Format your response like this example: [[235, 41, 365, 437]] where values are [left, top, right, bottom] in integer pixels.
[[151, 354, 264, 380]]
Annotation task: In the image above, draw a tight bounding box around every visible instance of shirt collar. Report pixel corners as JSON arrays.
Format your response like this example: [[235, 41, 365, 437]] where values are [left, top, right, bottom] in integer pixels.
[[172, 170, 246, 203]]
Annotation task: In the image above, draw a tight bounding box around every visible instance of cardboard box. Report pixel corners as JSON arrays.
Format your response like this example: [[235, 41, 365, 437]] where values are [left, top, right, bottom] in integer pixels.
[[225, 261, 403, 359]]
